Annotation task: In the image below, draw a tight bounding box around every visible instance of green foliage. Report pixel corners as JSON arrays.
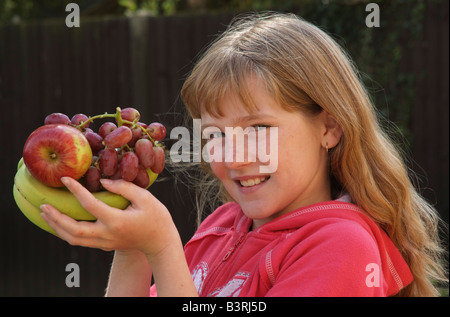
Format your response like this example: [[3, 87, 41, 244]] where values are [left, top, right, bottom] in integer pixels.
[[119, 0, 180, 15], [1, 0, 80, 22], [0, 0, 126, 22], [439, 286, 449, 297]]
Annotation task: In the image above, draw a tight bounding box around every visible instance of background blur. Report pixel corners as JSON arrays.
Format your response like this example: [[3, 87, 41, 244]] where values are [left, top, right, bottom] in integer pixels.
[[0, 0, 448, 296]]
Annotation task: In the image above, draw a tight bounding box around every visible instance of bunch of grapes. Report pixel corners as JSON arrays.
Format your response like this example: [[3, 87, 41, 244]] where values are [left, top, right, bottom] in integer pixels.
[[44, 107, 166, 192]]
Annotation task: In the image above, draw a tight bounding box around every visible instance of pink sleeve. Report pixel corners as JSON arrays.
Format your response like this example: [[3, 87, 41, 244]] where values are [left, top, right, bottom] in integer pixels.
[[265, 220, 387, 297]]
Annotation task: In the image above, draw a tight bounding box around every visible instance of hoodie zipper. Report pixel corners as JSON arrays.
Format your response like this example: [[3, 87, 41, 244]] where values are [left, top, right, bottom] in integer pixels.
[[222, 234, 245, 262], [199, 233, 246, 296]]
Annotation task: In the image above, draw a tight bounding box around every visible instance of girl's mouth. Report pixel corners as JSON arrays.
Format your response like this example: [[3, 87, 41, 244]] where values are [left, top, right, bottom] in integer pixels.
[[238, 176, 270, 187]]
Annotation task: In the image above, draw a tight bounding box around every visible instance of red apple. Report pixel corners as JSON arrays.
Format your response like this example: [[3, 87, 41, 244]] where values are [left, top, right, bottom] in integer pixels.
[[23, 124, 93, 187]]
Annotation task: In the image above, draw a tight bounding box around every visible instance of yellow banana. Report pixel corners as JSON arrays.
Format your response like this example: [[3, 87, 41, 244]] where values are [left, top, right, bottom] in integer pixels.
[[146, 168, 158, 189], [13, 158, 158, 235], [14, 163, 129, 220], [13, 184, 57, 235], [17, 157, 24, 170]]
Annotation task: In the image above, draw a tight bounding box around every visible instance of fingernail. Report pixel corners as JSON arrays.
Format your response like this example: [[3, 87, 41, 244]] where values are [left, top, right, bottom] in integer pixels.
[[40, 211, 48, 221], [61, 177, 69, 186], [40, 204, 49, 213], [100, 179, 112, 186]]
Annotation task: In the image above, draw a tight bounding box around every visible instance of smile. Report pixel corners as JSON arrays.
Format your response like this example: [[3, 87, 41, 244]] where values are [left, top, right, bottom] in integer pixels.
[[239, 176, 269, 187]]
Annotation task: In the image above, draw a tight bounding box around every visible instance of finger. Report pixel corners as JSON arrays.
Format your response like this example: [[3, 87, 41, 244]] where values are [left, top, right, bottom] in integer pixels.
[[41, 204, 110, 249], [100, 178, 158, 209], [61, 176, 115, 220]]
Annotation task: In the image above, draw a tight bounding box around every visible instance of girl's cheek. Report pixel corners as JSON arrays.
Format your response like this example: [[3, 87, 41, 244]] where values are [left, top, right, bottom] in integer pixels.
[[257, 127, 279, 173], [209, 161, 225, 180], [203, 138, 225, 164]]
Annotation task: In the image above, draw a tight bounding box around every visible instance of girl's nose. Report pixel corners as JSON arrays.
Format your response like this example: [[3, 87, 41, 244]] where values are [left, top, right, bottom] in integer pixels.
[[224, 158, 252, 170], [223, 131, 257, 170]]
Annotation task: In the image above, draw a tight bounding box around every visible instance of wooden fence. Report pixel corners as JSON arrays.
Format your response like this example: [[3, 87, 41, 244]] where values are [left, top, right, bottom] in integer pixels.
[[409, 1, 449, 225], [0, 2, 447, 296]]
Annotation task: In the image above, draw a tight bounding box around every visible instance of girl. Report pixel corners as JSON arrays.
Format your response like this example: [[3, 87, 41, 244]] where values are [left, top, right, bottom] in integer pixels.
[[40, 13, 447, 296]]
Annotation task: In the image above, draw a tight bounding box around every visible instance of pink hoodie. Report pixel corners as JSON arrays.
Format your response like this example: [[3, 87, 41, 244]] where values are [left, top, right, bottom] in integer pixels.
[[182, 200, 413, 297]]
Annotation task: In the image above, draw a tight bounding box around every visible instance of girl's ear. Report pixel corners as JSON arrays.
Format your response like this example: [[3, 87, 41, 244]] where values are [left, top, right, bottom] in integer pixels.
[[320, 111, 343, 150]]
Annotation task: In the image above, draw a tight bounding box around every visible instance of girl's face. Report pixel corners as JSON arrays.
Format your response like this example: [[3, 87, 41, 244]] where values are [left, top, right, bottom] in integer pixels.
[[201, 77, 332, 229]]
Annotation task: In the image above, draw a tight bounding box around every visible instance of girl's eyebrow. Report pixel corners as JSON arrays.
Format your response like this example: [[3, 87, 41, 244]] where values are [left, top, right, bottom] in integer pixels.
[[237, 114, 278, 124], [201, 114, 278, 130]]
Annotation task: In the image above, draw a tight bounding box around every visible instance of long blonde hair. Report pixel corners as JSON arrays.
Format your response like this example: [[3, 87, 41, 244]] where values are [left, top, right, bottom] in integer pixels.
[[180, 12, 447, 296]]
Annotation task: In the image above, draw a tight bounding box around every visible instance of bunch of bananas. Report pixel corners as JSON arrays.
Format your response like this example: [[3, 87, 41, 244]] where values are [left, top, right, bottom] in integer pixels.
[[13, 158, 138, 235]]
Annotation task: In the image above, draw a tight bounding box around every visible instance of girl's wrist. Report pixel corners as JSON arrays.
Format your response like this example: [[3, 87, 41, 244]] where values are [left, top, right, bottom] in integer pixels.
[[115, 248, 145, 258], [141, 221, 181, 260], [144, 233, 198, 297], [106, 248, 152, 297], [138, 209, 181, 258]]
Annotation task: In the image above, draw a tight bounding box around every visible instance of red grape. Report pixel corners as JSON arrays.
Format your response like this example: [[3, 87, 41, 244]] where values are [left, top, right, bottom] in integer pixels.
[[98, 122, 117, 139], [99, 148, 118, 176], [84, 166, 102, 192], [137, 122, 148, 130], [71, 113, 90, 128], [44, 113, 70, 125], [84, 131, 104, 154], [120, 107, 140, 123], [104, 126, 132, 148], [40, 108, 164, 193], [110, 166, 122, 180], [128, 126, 143, 147], [83, 127, 94, 134], [151, 146, 165, 174], [135, 138, 155, 169], [133, 166, 150, 188], [147, 122, 166, 141], [120, 152, 139, 181]]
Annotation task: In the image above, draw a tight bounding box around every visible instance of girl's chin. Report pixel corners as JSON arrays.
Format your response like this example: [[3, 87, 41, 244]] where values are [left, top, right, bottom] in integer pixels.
[[239, 203, 277, 224]]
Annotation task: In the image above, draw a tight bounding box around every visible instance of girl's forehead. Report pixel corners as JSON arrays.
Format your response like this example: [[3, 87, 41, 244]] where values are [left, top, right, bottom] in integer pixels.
[[200, 92, 285, 128], [199, 75, 269, 119]]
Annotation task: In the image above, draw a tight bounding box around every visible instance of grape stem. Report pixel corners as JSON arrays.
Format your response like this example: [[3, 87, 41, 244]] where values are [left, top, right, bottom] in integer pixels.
[[75, 112, 116, 129], [75, 107, 162, 147]]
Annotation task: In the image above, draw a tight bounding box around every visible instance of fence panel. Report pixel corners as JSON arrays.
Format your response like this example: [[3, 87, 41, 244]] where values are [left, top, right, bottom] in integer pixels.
[[410, 0, 449, 224]]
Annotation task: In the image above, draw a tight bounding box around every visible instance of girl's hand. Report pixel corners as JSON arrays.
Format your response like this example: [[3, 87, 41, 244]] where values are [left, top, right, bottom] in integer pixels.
[[40, 177, 177, 257]]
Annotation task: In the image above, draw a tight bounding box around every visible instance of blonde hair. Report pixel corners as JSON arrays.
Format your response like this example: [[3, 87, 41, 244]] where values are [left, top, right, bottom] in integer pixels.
[[180, 12, 448, 296]]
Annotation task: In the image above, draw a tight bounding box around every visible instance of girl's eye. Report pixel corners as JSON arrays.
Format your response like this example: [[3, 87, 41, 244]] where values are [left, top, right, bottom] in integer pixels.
[[203, 126, 225, 140], [208, 131, 225, 140], [253, 124, 271, 131]]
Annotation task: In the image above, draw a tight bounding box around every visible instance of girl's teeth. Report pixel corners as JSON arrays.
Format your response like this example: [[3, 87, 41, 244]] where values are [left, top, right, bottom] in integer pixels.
[[240, 177, 267, 187]]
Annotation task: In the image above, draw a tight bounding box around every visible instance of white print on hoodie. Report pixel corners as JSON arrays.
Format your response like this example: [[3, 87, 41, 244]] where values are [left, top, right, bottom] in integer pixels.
[[192, 261, 249, 297]]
